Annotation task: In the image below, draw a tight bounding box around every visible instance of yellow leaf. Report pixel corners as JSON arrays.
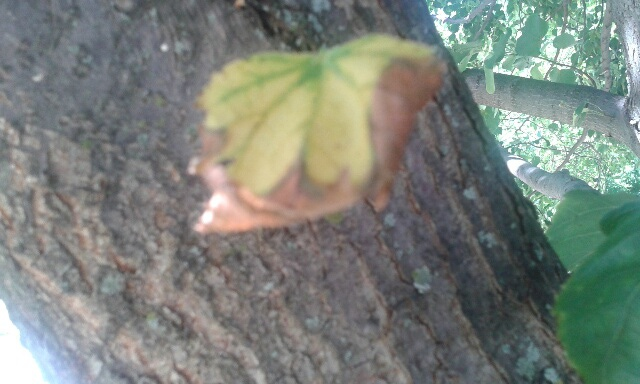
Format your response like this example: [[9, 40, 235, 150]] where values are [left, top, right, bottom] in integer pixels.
[[191, 34, 444, 233]]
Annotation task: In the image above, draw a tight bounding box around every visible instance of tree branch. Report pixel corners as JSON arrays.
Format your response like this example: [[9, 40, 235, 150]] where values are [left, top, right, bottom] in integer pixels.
[[463, 69, 640, 157], [501, 149, 596, 199], [535, 56, 598, 87]]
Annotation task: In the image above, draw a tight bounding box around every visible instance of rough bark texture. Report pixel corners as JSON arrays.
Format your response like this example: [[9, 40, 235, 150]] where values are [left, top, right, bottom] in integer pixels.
[[463, 69, 640, 158], [0, 1, 578, 383], [611, 0, 640, 139]]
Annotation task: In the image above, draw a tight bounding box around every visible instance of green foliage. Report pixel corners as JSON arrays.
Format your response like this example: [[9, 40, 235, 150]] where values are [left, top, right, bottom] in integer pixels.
[[481, 107, 502, 135], [515, 14, 549, 56], [430, 0, 639, 225], [483, 28, 511, 94], [554, 197, 640, 383], [547, 190, 637, 271], [485, 28, 511, 68], [572, 102, 589, 127], [550, 68, 576, 84], [431, 3, 640, 381], [483, 64, 495, 94], [553, 33, 576, 49]]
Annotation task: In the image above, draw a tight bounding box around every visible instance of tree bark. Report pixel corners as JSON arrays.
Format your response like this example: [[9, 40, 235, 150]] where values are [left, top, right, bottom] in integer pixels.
[[0, 1, 578, 383], [610, 0, 640, 139], [502, 151, 596, 199], [463, 69, 640, 158]]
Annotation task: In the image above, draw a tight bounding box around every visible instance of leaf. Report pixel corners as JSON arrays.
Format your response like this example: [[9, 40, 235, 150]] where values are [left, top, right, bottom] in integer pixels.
[[450, 40, 483, 62], [555, 200, 640, 384], [515, 14, 549, 56], [547, 191, 638, 271], [501, 55, 516, 70], [483, 64, 495, 94], [513, 56, 532, 70], [484, 29, 511, 95], [530, 155, 540, 166], [571, 52, 580, 65], [484, 29, 512, 68], [190, 35, 444, 232], [555, 69, 576, 84], [481, 107, 501, 134], [600, 200, 640, 235], [458, 53, 472, 71], [553, 33, 576, 49], [572, 101, 589, 127], [530, 65, 544, 80]]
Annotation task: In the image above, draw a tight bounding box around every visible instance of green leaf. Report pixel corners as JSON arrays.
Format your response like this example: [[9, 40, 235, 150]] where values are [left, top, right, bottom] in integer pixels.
[[481, 107, 501, 134], [555, 69, 576, 84], [458, 53, 472, 71], [571, 52, 580, 65], [450, 40, 483, 62], [601, 200, 640, 235], [485, 29, 512, 68], [530, 155, 541, 166], [483, 64, 495, 94], [572, 102, 589, 127], [515, 14, 549, 56], [547, 191, 638, 271], [501, 55, 516, 70], [553, 33, 576, 49], [530, 65, 544, 80], [556, 200, 640, 384], [513, 56, 532, 70]]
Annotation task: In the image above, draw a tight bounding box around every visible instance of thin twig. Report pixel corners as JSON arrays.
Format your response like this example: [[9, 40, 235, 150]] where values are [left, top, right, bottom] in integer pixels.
[[535, 56, 598, 87], [554, 128, 589, 171], [472, 0, 497, 41]]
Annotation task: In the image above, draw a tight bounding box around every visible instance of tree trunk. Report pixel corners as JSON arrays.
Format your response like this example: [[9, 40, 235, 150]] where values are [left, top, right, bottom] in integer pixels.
[[610, 0, 640, 140], [463, 69, 640, 158], [0, 1, 578, 383]]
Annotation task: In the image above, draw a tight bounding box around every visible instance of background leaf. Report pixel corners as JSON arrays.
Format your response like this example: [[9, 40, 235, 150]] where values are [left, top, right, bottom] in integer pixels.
[[571, 102, 589, 127], [553, 33, 576, 49], [555, 69, 576, 84], [530, 65, 544, 80], [515, 14, 549, 56], [484, 28, 511, 68], [483, 64, 496, 94], [546, 190, 637, 271], [555, 201, 640, 384]]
